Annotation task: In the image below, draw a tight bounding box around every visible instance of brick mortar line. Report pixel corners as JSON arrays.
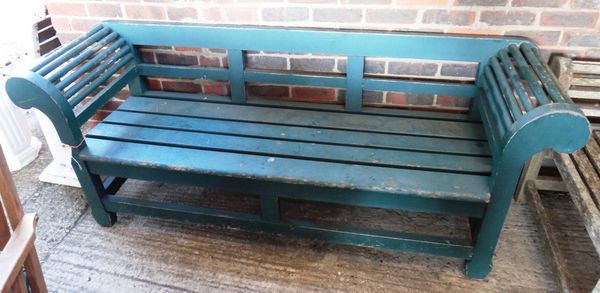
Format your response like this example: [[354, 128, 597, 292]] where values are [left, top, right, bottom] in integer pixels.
[[54, 0, 597, 9], [55, 28, 599, 53], [61, 2, 600, 13], [56, 16, 600, 32]]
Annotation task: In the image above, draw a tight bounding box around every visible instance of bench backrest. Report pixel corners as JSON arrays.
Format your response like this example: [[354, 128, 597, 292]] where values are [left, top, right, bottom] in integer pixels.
[[104, 22, 531, 111]]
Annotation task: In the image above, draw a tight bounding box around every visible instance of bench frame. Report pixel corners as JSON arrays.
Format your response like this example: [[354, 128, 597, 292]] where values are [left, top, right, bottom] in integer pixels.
[[6, 21, 591, 279]]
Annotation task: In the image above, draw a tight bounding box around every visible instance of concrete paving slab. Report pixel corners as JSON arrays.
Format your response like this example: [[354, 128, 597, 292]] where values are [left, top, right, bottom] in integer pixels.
[[39, 183, 558, 292]]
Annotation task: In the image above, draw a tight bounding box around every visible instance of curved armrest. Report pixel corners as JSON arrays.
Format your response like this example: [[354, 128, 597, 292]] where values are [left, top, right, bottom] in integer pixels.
[[502, 103, 589, 164], [477, 42, 590, 187], [7, 71, 83, 146], [5, 24, 135, 147]]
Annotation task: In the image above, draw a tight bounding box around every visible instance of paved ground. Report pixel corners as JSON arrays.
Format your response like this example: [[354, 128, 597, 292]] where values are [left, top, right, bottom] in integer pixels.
[[9, 117, 600, 292]]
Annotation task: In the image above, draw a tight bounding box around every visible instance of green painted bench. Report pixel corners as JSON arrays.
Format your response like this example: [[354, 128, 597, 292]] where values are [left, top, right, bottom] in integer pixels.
[[6, 21, 591, 279]]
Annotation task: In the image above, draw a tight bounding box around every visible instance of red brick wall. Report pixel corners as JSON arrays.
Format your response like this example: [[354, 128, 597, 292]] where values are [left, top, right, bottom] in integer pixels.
[[47, 0, 600, 115]]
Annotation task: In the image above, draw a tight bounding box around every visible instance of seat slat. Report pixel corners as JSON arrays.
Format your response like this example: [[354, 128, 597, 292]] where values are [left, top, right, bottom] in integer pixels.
[[142, 90, 478, 122], [119, 96, 487, 140], [87, 123, 493, 174], [103, 111, 491, 157], [571, 150, 600, 209], [80, 138, 491, 203]]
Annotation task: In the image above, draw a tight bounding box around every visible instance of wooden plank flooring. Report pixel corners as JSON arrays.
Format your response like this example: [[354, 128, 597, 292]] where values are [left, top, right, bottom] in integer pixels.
[[540, 191, 600, 292]]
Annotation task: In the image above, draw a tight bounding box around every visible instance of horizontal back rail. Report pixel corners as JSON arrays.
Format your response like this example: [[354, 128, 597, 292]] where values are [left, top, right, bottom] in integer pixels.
[[104, 22, 530, 62]]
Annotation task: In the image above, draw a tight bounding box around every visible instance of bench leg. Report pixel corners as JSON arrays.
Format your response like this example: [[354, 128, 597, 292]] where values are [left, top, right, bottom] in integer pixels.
[[260, 194, 280, 222], [514, 153, 544, 203], [466, 174, 516, 279], [71, 155, 116, 227]]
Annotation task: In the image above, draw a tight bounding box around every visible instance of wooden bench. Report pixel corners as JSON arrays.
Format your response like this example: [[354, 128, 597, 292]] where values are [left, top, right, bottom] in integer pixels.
[[6, 21, 591, 279], [522, 57, 600, 291], [552, 57, 600, 120], [516, 57, 600, 199], [0, 146, 47, 292]]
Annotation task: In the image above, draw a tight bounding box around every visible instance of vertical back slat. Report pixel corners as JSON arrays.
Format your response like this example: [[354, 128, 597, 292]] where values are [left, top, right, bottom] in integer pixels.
[[46, 32, 119, 83], [489, 57, 523, 120], [478, 95, 501, 157], [68, 54, 134, 107], [64, 47, 131, 101], [37, 27, 112, 76], [498, 49, 533, 111], [345, 55, 364, 112], [227, 49, 246, 103], [482, 77, 508, 137], [31, 25, 104, 72], [57, 39, 127, 90], [508, 44, 551, 105], [484, 67, 513, 127], [520, 43, 565, 103]]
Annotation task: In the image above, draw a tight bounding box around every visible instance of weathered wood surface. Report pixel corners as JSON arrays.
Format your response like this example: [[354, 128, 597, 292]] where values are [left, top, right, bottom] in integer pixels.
[[82, 138, 491, 202], [540, 191, 600, 293], [550, 129, 600, 293], [103, 109, 490, 156], [516, 57, 600, 202], [83, 96, 494, 202], [551, 57, 600, 118], [526, 182, 571, 293], [89, 122, 492, 174], [119, 96, 487, 140], [553, 131, 600, 255]]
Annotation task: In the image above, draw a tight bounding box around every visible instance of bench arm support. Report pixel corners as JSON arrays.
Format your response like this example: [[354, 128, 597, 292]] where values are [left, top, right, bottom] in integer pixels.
[[476, 42, 591, 182], [5, 24, 136, 147], [467, 43, 591, 279], [6, 71, 83, 146]]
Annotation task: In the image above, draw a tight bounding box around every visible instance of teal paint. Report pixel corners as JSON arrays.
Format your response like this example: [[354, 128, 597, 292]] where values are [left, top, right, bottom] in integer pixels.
[[5, 21, 591, 279], [346, 55, 364, 112], [227, 49, 247, 103]]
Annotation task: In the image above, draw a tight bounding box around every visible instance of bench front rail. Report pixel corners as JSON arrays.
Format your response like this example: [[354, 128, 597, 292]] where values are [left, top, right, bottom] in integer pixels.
[[5, 21, 590, 279]]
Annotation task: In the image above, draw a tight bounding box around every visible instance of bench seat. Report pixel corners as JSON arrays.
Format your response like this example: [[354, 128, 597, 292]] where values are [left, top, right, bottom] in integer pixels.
[[82, 95, 493, 203]]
